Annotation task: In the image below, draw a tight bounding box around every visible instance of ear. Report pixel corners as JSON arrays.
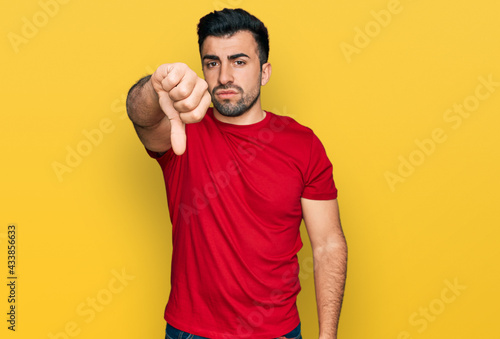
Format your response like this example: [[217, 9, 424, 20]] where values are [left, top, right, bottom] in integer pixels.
[[260, 62, 272, 86]]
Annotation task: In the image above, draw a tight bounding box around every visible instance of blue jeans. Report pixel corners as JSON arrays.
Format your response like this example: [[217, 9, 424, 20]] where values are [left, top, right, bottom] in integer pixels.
[[165, 322, 302, 339]]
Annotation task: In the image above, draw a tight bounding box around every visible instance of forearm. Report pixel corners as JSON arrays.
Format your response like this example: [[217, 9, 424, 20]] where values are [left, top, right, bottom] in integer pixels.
[[126, 75, 166, 128], [313, 240, 348, 339]]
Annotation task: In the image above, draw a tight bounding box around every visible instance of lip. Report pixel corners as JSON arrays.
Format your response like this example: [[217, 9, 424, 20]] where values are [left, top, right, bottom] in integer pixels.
[[216, 90, 238, 99]]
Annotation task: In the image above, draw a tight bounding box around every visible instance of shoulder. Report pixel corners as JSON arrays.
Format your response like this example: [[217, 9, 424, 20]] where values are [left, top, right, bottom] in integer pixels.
[[266, 112, 317, 143], [263, 112, 330, 168]]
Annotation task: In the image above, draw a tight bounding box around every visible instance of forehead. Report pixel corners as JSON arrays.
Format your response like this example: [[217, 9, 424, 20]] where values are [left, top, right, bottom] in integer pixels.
[[201, 30, 258, 57]]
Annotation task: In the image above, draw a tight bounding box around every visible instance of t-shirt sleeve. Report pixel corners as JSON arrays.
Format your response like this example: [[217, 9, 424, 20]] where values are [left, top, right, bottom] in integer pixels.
[[301, 133, 338, 200], [145, 147, 175, 170]]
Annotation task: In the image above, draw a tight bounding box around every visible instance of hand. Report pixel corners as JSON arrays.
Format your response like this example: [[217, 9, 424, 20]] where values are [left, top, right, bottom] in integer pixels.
[[151, 63, 211, 155]]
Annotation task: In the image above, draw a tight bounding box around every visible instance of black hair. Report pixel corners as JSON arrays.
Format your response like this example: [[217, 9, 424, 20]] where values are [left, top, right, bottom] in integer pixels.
[[197, 8, 270, 65]]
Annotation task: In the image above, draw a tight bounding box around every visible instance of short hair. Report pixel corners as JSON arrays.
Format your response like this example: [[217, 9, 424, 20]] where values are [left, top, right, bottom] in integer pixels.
[[197, 8, 270, 65]]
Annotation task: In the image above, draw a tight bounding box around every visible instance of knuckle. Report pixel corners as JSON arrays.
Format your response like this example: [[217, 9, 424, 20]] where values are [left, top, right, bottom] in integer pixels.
[[162, 77, 174, 92], [173, 100, 194, 113], [170, 85, 189, 101], [156, 64, 167, 74], [200, 79, 208, 91], [173, 62, 185, 69], [175, 62, 189, 74], [183, 99, 197, 112], [192, 109, 204, 121], [176, 86, 190, 99], [172, 101, 182, 112]]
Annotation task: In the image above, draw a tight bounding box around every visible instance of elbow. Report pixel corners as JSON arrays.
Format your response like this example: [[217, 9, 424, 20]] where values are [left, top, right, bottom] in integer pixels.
[[313, 236, 347, 258]]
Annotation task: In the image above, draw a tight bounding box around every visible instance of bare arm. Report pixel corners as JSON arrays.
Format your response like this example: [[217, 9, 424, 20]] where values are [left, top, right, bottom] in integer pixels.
[[126, 63, 211, 155], [126, 75, 172, 153], [301, 198, 347, 339]]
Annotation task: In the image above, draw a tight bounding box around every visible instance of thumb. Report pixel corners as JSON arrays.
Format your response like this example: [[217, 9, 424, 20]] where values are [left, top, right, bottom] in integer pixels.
[[169, 117, 186, 155], [158, 92, 186, 155]]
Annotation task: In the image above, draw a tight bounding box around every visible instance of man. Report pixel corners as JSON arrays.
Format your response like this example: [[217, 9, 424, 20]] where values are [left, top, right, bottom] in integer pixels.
[[126, 8, 347, 339]]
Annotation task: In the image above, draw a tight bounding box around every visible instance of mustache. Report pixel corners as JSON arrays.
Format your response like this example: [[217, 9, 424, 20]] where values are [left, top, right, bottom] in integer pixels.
[[212, 84, 243, 94]]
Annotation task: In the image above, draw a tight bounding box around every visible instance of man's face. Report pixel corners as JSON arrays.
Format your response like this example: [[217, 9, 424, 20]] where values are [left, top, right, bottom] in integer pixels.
[[201, 30, 269, 117]]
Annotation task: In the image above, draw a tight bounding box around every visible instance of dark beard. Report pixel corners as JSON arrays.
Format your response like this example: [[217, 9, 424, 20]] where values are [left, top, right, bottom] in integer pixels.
[[212, 89, 261, 117], [211, 73, 262, 117]]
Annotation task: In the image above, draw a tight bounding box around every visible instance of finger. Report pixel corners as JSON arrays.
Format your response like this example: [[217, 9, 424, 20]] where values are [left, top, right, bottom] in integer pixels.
[[172, 79, 209, 114], [160, 63, 193, 93], [152, 64, 186, 93], [151, 64, 175, 93], [168, 72, 197, 102], [179, 90, 212, 124], [161, 71, 184, 93]]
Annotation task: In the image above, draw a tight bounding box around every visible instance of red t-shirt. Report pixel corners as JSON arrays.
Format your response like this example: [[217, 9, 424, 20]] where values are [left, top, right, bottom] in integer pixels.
[[148, 108, 337, 338]]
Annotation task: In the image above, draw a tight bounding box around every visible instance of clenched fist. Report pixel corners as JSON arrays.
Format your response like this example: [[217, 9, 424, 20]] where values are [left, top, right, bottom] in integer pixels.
[[151, 63, 211, 155]]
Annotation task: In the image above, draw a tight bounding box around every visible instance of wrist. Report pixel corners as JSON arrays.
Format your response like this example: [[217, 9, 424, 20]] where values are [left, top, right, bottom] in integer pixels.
[[319, 331, 337, 339]]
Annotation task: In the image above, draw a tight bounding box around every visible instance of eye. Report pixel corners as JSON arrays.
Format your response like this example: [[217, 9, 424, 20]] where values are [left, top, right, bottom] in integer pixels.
[[206, 61, 218, 68], [235, 60, 246, 66]]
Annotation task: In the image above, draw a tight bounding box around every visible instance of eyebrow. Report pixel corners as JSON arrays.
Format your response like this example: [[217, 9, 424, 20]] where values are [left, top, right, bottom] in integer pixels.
[[202, 53, 250, 61]]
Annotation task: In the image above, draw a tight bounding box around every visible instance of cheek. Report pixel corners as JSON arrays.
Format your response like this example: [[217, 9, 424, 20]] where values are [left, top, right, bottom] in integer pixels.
[[204, 76, 217, 93], [249, 67, 262, 85], [203, 69, 216, 83]]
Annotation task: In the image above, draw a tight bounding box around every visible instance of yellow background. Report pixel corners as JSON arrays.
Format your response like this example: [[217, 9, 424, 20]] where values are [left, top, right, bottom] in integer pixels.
[[1, 0, 499, 338]]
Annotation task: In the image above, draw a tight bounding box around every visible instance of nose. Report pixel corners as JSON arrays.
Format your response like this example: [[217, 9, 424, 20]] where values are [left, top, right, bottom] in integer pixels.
[[218, 62, 234, 85]]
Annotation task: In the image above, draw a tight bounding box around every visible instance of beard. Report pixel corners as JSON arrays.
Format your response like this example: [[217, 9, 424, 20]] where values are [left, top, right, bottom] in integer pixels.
[[211, 81, 261, 117]]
